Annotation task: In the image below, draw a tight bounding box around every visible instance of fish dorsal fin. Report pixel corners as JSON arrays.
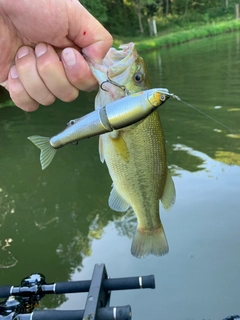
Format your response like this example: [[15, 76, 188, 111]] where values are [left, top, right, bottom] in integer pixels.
[[108, 186, 130, 212], [161, 168, 176, 210], [99, 135, 105, 163]]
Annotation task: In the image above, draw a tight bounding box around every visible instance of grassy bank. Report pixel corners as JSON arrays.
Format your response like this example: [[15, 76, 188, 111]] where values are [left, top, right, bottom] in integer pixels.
[[114, 19, 240, 52]]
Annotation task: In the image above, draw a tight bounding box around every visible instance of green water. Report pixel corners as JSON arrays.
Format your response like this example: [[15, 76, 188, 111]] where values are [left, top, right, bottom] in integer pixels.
[[0, 32, 240, 319]]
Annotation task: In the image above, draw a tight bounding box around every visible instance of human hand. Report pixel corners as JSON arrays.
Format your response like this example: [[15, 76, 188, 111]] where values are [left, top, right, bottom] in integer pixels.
[[0, 0, 112, 111]]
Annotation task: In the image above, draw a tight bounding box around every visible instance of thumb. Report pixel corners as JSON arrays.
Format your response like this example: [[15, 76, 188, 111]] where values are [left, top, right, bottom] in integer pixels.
[[67, 1, 113, 62]]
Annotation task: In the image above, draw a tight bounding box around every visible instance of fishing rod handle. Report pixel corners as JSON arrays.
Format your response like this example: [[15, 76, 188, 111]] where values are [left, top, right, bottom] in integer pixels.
[[14, 305, 131, 320], [104, 274, 155, 291], [53, 274, 155, 294], [0, 286, 12, 299], [0, 275, 155, 298]]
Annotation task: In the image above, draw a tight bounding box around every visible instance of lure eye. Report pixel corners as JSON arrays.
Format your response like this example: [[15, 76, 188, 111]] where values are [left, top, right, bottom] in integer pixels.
[[160, 95, 166, 101], [67, 120, 75, 127], [134, 72, 144, 84]]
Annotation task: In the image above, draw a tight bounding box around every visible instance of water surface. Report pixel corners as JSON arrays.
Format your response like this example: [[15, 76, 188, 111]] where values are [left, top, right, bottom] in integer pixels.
[[0, 32, 240, 319]]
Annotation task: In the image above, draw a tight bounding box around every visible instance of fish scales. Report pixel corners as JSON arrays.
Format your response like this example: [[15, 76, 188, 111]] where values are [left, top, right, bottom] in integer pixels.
[[105, 111, 167, 226], [103, 111, 170, 258], [88, 43, 175, 258]]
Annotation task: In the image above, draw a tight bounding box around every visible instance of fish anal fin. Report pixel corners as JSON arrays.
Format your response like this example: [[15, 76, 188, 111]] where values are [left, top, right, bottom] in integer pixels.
[[109, 131, 130, 162], [161, 168, 176, 210], [131, 225, 169, 259], [99, 135, 105, 163], [108, 186, 130, 212]]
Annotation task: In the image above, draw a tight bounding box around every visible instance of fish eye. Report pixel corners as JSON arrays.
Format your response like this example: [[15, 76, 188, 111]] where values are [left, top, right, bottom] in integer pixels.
[[160, 95, 166, 101], [134, 72, 144, 84]]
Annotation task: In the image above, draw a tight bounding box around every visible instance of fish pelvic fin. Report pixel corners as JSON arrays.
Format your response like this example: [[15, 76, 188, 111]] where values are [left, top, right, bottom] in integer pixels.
[[108, 185, 130, 212], [161, 168, 176, 210], [28, 135, 57, 170], [99, 135, 105, 163], [131, 225, 169, 259]]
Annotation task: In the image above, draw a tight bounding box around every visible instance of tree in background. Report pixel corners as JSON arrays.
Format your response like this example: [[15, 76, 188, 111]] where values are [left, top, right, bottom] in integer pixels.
[[125, 0, 161, 33], [171, 0, 236, 18], [103, 0, 139, 36], [79, 0, 240, 36], [80, 0, 108, 24], [81, 0, 139, 36]]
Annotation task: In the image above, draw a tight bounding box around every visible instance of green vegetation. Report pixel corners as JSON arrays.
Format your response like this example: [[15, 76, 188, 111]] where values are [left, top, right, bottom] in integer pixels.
[[81, 0, 240, 35], [130, 19, 240, 52], [81, 0, 240, 51]]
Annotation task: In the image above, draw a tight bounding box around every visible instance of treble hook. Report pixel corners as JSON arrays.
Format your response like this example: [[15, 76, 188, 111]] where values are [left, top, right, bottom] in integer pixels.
[[100, 80, 109, 92], [100, 72, 131, 95], [72, 141, 78, 146]]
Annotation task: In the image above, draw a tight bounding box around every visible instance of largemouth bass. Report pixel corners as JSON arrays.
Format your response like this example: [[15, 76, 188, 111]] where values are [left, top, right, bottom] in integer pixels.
[[87, 43, 176, 258], [28, 43, 176, 258]]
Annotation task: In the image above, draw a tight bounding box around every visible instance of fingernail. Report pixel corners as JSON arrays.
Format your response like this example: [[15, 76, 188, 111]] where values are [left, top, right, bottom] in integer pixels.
[[10, 66, 18, 79], [35, 43, 47, 57], [62, 48, 77, 67], [17, 47, 30, 59]]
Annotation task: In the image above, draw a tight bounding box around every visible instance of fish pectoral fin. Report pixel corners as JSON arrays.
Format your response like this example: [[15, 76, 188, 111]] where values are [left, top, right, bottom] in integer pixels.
[[109, 131, 130, 162], [99, 135, 105, 163], [108, 186, 130, 212], [161, 168, 176, 210], [28, 135, 57, 170]]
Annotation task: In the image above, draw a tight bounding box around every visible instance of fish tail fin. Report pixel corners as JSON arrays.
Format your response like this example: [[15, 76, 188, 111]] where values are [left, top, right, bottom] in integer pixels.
[[28, 135, 57, 170], [131, 225, 169, 259]]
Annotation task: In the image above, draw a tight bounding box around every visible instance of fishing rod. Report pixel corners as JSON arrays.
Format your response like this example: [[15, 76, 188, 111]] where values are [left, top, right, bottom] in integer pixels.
[[0, 263, 155, 320]]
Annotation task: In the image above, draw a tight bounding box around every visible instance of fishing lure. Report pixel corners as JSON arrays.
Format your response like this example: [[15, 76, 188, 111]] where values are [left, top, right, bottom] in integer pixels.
[[28, 88, 176, 170]]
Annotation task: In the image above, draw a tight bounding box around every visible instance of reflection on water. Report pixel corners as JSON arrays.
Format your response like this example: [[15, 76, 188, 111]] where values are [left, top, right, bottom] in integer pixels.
[[215, 150, 240, 165], [0, 32, 240, 319], [0, 237, 17, 269]]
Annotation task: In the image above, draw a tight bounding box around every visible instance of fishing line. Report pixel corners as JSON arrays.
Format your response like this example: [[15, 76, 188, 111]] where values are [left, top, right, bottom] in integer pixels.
[[172, 95, 239, 136]]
